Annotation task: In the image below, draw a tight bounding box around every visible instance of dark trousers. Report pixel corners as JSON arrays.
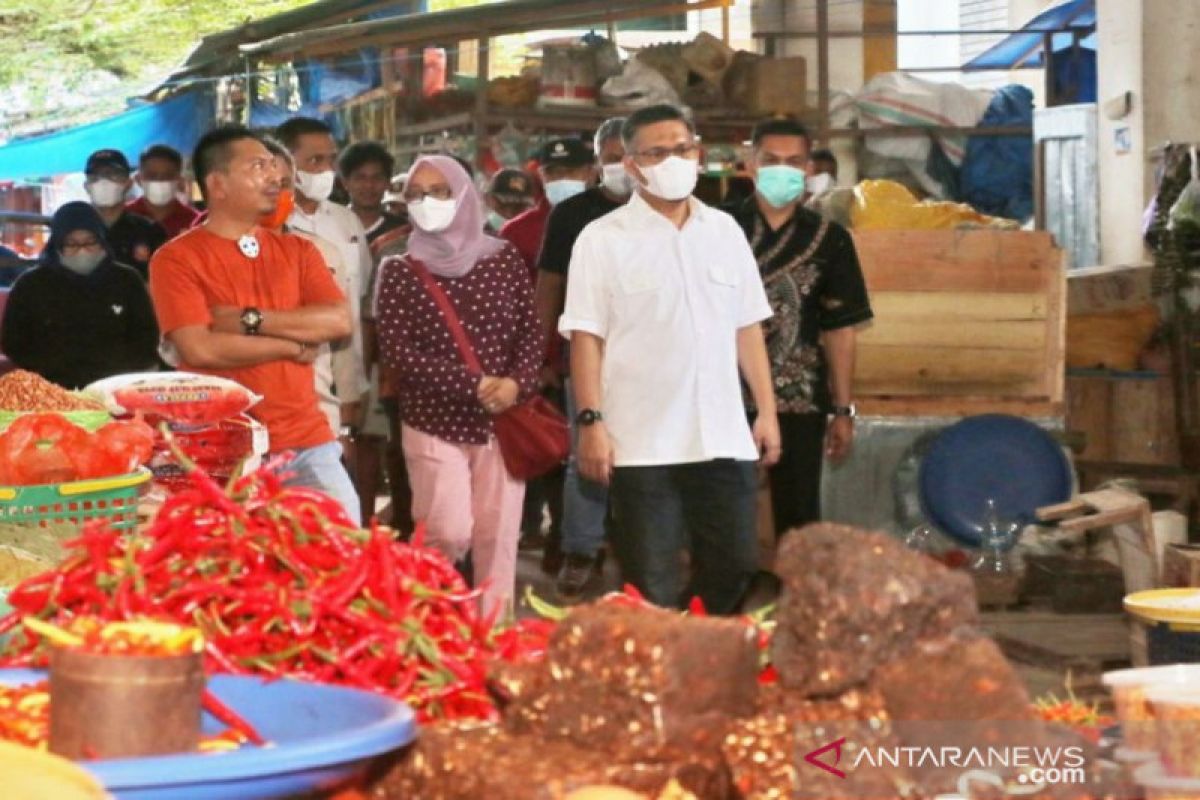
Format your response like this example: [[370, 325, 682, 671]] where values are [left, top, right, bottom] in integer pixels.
[[768, 412, 827, 536], [609, 459, 758, 614]]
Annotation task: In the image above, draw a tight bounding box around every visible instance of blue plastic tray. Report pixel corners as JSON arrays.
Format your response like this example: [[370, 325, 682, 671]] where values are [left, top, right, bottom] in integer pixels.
[[918, 414, 1072, 548], [0, 668, 417, 800]]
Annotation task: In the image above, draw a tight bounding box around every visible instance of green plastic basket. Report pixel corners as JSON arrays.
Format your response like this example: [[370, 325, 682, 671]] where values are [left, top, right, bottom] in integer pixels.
[[0, 469, 150, 530], [0, 409, 111, 432]]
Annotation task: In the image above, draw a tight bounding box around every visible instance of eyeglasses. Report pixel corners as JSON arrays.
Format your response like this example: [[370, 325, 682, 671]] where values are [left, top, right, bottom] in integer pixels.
[[403, 186, 454, 203], [631, 143, 700, 165], [62, 239, 101, 254]]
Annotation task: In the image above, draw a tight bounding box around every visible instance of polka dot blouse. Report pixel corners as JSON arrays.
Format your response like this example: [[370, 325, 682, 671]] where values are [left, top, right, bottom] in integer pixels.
[[375, 241, 545, 445]]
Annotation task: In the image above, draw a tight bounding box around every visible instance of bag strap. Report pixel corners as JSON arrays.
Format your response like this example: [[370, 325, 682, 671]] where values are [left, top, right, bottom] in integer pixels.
[[406, 258, 483, 374]]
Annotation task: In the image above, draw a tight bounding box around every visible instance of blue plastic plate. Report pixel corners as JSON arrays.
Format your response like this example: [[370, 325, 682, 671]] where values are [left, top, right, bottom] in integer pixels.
[[918, 414, 1072, 548], [0, 669, 417, 800]]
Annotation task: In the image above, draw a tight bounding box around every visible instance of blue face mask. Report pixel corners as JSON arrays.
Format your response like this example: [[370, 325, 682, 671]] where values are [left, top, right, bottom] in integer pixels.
[[544, 179, 586, 206], [756, 165, 807, 208]]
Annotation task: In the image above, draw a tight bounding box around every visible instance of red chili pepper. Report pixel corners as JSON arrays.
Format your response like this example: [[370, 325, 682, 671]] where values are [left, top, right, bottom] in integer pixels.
[[202, 689, 266, 746]]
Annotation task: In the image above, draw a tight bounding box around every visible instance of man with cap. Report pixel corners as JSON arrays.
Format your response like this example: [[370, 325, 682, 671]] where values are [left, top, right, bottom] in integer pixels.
[[535, 117, 632, 600], [499, 138, 592, 573], [84, 149, 168, 280], [484, 169, 534, 234], [500, 137, 594, 280]]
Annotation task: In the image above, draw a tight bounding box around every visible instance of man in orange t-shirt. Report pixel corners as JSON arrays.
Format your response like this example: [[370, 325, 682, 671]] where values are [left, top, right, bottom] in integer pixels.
[[149, 125, 360, 523]]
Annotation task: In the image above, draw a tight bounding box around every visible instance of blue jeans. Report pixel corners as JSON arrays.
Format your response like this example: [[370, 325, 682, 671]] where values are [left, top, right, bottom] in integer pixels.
[[280, 440, 362, 527], [609, 459, 758, 614], [562, 379, 609, 558]]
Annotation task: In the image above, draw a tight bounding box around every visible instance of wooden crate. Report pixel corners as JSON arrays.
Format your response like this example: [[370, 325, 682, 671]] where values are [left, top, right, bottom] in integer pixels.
[[852, 229, 1066, 418], [1066, 372, 1180, 465]]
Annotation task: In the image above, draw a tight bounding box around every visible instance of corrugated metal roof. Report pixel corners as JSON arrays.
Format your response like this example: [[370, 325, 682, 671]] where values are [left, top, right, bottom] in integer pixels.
[[962, 0, 1095, 71], [158, 0, 420, 87], [239, 0, 726, 61]]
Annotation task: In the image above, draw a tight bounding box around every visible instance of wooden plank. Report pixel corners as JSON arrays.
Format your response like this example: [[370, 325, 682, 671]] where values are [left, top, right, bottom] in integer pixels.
[[853, 229, 1059, 294], [858, 397, 1063, 418], [1045, 247, 1067, 406], [1036, 498, 1091, 522], [981, 610, 1131, 666], [860, 319, 1046, 351], [1066, 375, 1113, 461], [870, 291, 1048, 320], [856, 346, 1043, 394], [1112, 376, 1181, 466]]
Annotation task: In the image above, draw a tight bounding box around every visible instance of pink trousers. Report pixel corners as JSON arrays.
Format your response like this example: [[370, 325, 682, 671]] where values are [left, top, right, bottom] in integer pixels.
[[401, 424, 524, 619]]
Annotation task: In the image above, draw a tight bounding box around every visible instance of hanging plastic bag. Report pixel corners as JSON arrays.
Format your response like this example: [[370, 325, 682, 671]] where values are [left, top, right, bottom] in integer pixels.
[[1168, 146, 1200, 240]]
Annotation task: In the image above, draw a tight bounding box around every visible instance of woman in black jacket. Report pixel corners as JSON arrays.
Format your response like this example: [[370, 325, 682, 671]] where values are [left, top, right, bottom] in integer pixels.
[[1, 201, 159, 389]]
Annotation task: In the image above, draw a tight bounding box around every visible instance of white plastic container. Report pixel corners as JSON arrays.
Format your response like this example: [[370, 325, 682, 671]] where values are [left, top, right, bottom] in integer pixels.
[[1146, 687, 1200, 778], [1103, 664, 1200, 751], [1137, 759, 1200, 800]]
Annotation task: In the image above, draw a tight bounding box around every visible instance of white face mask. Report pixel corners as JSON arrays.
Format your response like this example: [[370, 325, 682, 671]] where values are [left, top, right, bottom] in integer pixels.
[[294, 169, 336, 202], [601, 163, 634, 197], [60, 250, 105, 276], [807, 173, 836, 196], [142, 180, 177, 206], [408, 197, 458, 233], [486, 210, 507, 231], [637, 156, 698, 201], [544, 179, 586, 206], [86, 179, 127, 208]]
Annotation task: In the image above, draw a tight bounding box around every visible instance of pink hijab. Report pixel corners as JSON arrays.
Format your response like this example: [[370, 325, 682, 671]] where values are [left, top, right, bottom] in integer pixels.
[[406, 154, 505, 278]]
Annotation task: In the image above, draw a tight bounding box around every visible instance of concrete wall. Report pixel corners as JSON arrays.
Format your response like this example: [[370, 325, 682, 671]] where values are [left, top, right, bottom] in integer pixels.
[[1096, 0, 1200, 266], [1096, 0, 1145, 266], [753, 0, 866, 97]]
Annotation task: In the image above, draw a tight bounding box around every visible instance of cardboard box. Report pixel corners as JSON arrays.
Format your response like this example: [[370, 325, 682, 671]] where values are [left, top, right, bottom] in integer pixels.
[[1162, 544, 1200, 588], [725, 53, 806, 117]]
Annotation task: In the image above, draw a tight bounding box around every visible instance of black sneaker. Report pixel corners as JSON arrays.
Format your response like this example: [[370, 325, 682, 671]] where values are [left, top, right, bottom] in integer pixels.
[[556, 554, 599, 601]]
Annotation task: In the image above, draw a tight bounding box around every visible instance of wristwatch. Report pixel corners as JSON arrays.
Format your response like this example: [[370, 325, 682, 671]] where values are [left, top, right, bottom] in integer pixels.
[[831, 404, 857, 418], [240, 307, 264, 336], [576, 409, 604, 426]]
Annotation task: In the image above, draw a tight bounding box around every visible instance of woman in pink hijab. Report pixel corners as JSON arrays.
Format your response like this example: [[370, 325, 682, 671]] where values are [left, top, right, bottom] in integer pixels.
[[374, 155, 544, 618]]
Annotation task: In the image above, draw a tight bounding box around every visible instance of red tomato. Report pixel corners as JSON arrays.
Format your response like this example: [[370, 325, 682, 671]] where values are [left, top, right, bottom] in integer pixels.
[[95, 420, 156, 474], [0, 413, 88, 485]]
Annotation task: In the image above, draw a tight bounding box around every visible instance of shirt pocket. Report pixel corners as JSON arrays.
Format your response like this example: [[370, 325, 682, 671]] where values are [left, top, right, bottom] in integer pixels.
[[708, 262, 740, 289]]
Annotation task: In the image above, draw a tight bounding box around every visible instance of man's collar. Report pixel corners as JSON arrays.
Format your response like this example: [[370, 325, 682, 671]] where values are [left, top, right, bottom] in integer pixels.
[[627, 191, 708, 226]]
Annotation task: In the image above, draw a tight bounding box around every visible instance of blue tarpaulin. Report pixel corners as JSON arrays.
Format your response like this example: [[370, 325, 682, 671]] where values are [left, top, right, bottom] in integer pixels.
[[0, 90, 215, 181], [960, 85, 1035, 221], [962, 0, 1095, 70]]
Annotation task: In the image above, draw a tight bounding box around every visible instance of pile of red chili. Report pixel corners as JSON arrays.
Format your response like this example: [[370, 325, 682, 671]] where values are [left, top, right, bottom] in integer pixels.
[[0, 463, 504, 722]]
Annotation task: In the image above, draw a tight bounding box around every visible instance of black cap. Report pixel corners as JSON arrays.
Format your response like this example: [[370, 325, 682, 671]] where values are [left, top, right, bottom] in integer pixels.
[[487, 169, 535, 204], [85, 149, 132, 176], [537, 138, 592, 167]]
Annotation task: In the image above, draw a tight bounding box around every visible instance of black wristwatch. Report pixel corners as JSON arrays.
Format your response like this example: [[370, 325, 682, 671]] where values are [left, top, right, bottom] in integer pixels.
[[576, 408, 604, 426], [831, 404, 857, 418], [240, 307, 264, 336]]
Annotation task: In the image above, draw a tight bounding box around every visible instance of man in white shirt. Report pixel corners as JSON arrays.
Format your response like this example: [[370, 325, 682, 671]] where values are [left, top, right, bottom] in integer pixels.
[[261, 138, 362, 448], [276, 117, 371, 442], [560, 104, 781, 614]]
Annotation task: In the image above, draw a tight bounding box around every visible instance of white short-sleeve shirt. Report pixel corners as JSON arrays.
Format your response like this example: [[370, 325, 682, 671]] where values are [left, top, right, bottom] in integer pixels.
[[288, 200, 372, 402], [559, 192, 772, 467]]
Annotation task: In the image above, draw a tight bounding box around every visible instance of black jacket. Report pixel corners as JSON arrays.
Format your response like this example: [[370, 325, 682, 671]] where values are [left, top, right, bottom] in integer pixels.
[[1, 202, 159, 389]]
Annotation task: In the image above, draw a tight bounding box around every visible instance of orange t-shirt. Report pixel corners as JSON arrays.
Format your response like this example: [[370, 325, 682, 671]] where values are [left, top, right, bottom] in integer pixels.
[[149, 226, 346, 452]]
